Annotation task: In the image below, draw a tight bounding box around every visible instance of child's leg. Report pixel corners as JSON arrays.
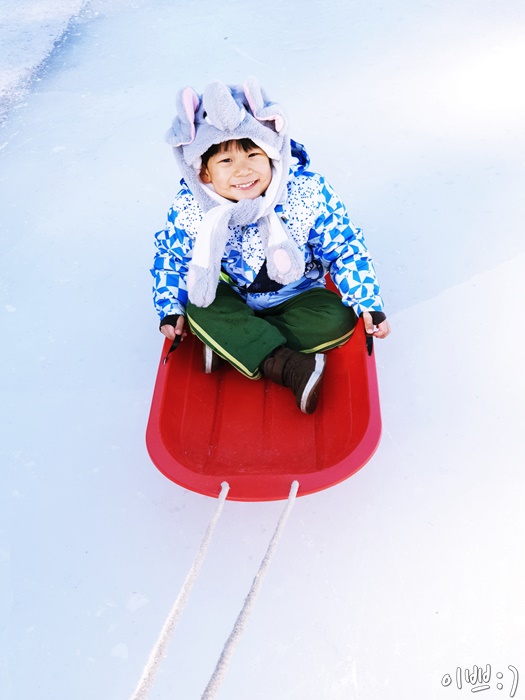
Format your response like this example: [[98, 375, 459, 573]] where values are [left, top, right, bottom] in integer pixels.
[[258, 288, 356, 413], [186, 283, 286, 379], [259, 287, 357, 353]]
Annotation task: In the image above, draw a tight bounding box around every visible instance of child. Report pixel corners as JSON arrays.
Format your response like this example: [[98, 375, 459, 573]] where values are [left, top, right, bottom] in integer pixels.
[[151, 77, 390, 414]]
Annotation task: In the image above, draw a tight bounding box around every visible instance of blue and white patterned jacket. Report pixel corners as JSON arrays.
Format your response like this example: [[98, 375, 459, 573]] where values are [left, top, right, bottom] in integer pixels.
[[151, 142, 385, 319]]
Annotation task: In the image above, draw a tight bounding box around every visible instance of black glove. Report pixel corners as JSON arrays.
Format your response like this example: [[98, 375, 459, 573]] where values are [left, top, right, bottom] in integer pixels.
[[159, 314, 182, 363], [368, 311, 387, 326], [159, 314, 180, 330]]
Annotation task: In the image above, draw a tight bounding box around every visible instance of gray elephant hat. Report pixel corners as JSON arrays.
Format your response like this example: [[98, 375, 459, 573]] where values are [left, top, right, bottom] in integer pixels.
[[165, 77, 304, 308]]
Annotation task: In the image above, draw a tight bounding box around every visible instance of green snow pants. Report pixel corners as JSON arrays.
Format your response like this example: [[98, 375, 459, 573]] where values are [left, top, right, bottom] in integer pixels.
[[186, 283, 357, 379]]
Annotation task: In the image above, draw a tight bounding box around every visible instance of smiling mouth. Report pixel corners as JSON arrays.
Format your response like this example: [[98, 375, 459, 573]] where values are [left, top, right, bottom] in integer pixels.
[[233, 180, 257, 190]]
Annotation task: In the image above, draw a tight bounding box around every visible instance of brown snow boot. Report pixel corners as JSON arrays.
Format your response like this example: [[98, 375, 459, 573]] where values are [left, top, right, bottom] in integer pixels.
[[262, 347, 327, 414]]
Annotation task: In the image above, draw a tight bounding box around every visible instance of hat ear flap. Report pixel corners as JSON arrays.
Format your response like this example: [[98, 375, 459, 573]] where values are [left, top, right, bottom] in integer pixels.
[[165, 87, 200, 147], [243, 76, 286, 133]]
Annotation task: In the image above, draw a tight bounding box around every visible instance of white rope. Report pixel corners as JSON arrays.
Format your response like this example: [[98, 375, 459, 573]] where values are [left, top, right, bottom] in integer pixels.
[[201, 480, 300, 700], [130, 481, 230, 700]]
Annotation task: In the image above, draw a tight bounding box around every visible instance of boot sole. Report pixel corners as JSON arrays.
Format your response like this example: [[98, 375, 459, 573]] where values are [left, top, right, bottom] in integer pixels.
[[300, 353, 326, 414], [203, 345, 222, 374]]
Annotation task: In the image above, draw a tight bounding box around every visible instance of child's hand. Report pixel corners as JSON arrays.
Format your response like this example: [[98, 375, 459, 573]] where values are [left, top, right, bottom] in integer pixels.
[[160, 315, 187, 341], [362, 311, 391, 339]]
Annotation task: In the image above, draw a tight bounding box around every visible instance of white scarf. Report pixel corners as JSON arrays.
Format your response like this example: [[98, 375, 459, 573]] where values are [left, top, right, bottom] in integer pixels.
[[187, 161, 304, 308]]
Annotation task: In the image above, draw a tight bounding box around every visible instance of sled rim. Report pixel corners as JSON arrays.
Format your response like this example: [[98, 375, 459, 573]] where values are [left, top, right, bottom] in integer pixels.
[[146, 318, 381, 502]]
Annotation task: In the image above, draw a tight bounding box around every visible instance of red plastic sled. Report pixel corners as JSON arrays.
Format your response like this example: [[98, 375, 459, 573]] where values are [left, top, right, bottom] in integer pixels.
[[146, 309, 382, 502]]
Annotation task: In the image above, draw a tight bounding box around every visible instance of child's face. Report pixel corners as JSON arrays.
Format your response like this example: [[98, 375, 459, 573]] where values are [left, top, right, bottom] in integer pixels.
[[200, 143, 272, 201]]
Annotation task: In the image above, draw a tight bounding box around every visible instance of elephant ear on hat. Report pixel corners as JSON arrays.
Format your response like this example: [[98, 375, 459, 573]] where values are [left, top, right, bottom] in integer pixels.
[[243, 76, 287, 133], [165, 86, 200, 147]]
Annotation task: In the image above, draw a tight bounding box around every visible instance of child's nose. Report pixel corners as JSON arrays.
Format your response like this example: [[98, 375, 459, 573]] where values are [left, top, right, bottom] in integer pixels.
[[235, 158, 252, 175]]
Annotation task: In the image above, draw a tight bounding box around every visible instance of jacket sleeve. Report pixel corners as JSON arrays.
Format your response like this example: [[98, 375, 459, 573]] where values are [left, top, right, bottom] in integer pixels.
[[308, 176, 385, 315], [150, 203, 195, 319]]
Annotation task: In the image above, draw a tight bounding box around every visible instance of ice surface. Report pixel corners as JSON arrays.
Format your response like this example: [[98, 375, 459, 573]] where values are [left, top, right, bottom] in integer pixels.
[[1, 1, 524, 699], [0, 0, 88, 123]]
